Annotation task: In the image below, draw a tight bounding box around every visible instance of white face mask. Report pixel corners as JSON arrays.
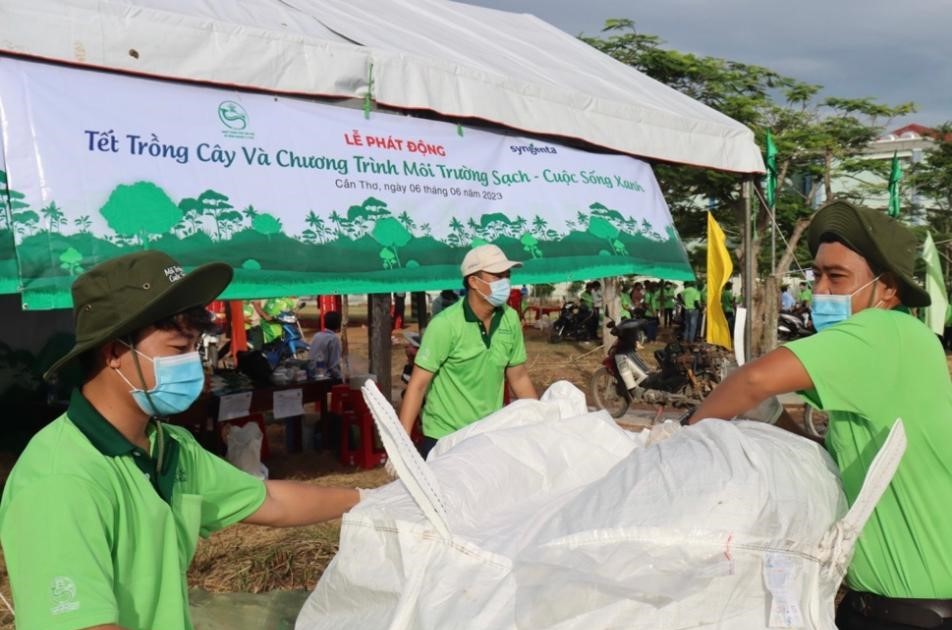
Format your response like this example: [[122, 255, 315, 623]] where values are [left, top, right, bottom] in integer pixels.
[[476, 276, 510, 307]]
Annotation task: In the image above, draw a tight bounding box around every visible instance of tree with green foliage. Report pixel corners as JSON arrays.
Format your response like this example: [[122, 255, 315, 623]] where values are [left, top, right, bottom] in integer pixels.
[[397, 211, 417, 233], [251, 213, 282, 238], [305, 210, 330, 243], [520, 232, 542, 259], [100, 182, 182, 247], [198, 189, 233, 240], [12, 210, 39, 236], [583, 19, 915, 353], [329, 210, 345, 236], [531, 215, 548, 237], [177, 197, 204, 236], [371, 217, 413, 268], [59, 247, 84, 275], [0, 170, 29, 231], [40, 202, 67, 233], [907, 123, 952, 292], [74, 215, 92, 233]]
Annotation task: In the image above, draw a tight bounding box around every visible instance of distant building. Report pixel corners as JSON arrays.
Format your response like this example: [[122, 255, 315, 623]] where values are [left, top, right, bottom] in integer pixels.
[[826, 123, 942, 221]]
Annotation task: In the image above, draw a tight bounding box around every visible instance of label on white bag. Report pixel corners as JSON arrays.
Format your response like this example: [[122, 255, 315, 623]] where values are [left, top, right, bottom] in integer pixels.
[[763, 552, 804, 628]]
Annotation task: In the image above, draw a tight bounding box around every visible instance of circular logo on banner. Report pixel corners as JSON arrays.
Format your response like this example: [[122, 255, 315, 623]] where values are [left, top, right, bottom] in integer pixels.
[[218, 101, 248, 130]]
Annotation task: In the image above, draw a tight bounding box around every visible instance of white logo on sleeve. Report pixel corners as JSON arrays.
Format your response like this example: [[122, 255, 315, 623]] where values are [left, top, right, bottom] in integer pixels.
[[49, 576, 80, 615]]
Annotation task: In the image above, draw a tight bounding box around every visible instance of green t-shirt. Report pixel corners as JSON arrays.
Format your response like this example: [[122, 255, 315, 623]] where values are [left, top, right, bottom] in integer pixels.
[[785, 308, 952, 598], [415, 299, 527, 439], [261, 297, 295, 343], [0, 390, 266, 630], [721, 290, 735, 314], [663, 290, 675, 310], [643, 290, 658, 317], [619, 291, 634, 316], [681, 286, 701, 310], [798, 288, 812, 305], [579, 290, 593, 308]]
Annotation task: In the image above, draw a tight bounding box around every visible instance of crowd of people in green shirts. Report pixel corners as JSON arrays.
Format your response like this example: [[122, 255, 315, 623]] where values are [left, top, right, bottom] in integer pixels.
[[610, 277, 736, 344]]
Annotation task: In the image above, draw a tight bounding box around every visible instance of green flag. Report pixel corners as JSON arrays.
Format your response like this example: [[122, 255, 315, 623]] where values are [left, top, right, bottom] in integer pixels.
[[888, 151, 902, 217], [922, 232, 948, 336], [765, 131, 778, 208]]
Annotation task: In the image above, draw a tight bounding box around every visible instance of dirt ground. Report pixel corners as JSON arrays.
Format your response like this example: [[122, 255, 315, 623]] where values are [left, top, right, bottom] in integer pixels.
[[1, 320, 950, 629]]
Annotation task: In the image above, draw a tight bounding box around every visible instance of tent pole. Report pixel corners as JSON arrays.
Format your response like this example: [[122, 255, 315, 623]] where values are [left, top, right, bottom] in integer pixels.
[[743, 176, 754, 362], [368, 293, 393, 402]]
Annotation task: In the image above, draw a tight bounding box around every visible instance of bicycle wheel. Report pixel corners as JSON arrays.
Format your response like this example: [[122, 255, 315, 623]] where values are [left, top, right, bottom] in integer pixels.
[[591, 366, 630, 419]]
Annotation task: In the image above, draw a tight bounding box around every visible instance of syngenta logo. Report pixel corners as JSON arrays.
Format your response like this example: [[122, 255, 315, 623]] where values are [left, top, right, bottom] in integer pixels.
[[509, 143, 557, 156], [218, 101, 248, 130], [50, 576, 80, 615]]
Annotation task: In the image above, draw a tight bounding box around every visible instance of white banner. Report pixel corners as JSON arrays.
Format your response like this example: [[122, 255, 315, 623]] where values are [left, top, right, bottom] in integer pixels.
[[0, 57, 692, 309]]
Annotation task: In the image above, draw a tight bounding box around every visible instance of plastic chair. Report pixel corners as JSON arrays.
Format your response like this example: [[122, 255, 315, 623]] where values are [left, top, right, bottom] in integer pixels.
[[335, 385, 387, 469]]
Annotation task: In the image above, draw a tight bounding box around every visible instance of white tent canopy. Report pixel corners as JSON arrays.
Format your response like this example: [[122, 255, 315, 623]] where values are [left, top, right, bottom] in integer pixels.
[[0, 0, 764, 174]]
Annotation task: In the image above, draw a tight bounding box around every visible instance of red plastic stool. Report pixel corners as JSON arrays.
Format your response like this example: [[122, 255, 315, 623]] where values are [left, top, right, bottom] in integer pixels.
[[337, 387, 387, 469]]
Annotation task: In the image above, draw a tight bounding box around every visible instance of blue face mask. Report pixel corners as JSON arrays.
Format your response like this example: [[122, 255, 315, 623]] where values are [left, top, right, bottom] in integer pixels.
[[116, 346, 205, 417], [479, 277, 511, 307], [810, 275, 880, 332]]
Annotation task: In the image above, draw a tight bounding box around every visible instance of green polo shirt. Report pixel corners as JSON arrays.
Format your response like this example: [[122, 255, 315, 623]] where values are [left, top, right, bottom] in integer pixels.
[[0, 390, 266, 630], [415, 299, 527, 439], [786, 308, 952, 598], [721, 289, 735, 314], [261, 297, 294, 344], [681, 286, 701, 310]]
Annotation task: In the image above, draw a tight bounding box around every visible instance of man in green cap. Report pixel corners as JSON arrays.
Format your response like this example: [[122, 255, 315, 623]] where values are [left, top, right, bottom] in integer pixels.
[[399, 244, 537, 459], [688, 200, 952, 629], [0, 251, 359, 630]]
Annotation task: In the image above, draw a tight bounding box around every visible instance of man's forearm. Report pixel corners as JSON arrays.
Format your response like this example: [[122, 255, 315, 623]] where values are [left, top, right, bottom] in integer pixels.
[[688, 370, 764, 424], [247, 481, 359, 527], [399, 385, 425, 435], [510, 373, 538, 400]]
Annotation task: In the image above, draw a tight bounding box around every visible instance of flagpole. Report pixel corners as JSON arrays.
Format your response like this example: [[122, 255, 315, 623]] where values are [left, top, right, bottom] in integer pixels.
[[743, 176, 754, 363]]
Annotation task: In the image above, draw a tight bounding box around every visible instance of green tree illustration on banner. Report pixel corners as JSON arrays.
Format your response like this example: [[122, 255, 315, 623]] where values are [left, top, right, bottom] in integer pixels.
[[520, 232, 543, 258], [371, 217, 412, 268], [41, 202, 67, 233], [176, 197, 204, 237], [2, 170, 34, 233], [587, 216, 628, 256], [447, 217, 467, 246], [59, 247, 84, 275], [251, 212, 282, 239], [100, 181, 182, 246], [74, 215, 93, 233], [198, 189, 234, 240]]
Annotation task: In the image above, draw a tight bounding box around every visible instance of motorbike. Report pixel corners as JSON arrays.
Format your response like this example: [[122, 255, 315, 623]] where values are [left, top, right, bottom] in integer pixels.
[[263, 311, 309, 368], [549, 301, 597, 343], [778, 309, 814, 341], [590, 317, 733, 418]]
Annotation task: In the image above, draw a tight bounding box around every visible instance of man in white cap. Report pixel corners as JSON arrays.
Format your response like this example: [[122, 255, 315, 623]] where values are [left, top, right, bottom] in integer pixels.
[[399, 244, 537, 458]]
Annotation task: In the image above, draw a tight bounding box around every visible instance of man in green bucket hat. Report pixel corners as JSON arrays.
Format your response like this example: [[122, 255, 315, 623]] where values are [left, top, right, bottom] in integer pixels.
[[0, 251, 359, 630], [687, 200, 952, 628]]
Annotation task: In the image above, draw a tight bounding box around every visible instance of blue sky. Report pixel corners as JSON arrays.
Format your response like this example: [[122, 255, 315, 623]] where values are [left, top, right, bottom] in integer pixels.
[[463, 0, 951, 130]]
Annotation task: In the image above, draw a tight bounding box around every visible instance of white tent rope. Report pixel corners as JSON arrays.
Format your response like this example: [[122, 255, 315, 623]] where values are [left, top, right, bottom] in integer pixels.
[[752, 185, 812, 282]]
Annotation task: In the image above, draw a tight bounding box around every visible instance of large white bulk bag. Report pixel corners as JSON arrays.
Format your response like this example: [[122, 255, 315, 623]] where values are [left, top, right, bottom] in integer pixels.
[[297, 381, 905, 630]]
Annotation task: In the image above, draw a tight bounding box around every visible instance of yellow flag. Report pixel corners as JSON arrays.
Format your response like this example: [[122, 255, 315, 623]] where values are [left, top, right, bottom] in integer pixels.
[[706, 212, 733, 349]]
